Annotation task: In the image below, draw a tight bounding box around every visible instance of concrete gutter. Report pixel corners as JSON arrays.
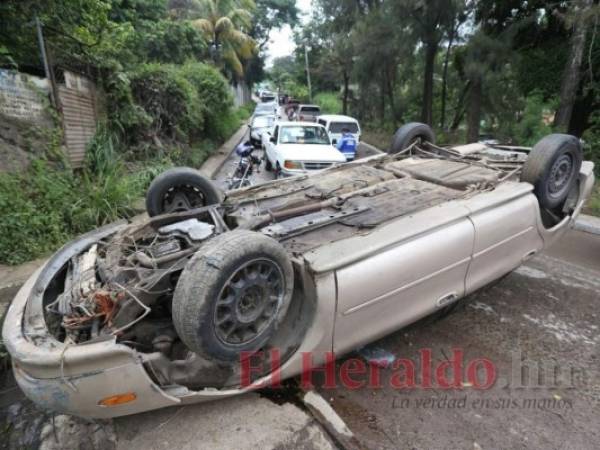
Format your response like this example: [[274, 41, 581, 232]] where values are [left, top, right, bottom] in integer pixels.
[[574, 214, 600, 236], [200, 121, 249, 179]]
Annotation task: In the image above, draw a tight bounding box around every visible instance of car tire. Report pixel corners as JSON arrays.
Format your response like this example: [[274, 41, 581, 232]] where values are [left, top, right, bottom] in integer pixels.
[[146, 167, 223, 217], [275, 162, 282, 179], [172, 230, 294, 361], [521, 134, 582, 210], [265, 157, 273, 172], [390, 122, 435, 154]]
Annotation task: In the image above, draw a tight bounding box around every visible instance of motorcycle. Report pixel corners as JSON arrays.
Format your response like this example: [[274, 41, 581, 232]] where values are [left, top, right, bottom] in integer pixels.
[[227, 141, 262, 190]]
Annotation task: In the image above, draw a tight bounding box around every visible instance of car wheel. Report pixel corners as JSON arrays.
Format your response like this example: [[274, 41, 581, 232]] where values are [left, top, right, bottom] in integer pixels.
[[265, 157, 273, 172], [145, 167, 223, 217], [275, 162, 282, 179], [521, 134, 583, 210], [390, 122, 435, 154], [172, 230, 294, 361]]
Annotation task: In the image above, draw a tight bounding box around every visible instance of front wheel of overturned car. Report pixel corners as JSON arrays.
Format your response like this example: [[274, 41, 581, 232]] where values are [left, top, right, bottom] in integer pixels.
[[390, 122, 436, 154], [172, 230, 294, 361], [145, 167, 223, 217], [521, 134, 583, 210]]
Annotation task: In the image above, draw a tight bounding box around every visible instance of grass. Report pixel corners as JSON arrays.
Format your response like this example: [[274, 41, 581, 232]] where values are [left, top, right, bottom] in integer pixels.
[[584, 184, 600, 217]]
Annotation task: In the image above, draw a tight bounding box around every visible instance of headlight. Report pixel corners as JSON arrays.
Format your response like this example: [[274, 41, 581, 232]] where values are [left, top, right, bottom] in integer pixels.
[[283, 160, 303, 170]]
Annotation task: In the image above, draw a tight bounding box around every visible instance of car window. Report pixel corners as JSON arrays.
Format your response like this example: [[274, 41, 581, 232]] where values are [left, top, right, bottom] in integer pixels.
[[328, 122, 359, 133], [252, 116, 274, 128], [279, 126, 330, 145], [300, 106, 320, 113], [318, 119, 327, 127]]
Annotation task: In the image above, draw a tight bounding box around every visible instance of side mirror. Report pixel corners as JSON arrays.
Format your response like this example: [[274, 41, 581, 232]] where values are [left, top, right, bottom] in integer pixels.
[[332, 139, 337, 145], [270, 136, 276, 143], [247, 124, 251, 128]]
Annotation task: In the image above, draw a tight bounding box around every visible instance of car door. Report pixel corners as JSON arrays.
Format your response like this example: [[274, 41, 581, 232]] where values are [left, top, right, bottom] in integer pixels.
[[464, 190, 544, 294], [265, 125, 279, 165], [332, 210, 475, 355]]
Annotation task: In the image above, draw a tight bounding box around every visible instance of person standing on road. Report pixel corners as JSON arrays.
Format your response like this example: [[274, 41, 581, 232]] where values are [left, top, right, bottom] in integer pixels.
[[336, 127, 357, 160]]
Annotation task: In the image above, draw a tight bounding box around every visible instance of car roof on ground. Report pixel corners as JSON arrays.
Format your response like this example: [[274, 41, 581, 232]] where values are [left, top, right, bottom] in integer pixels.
[[318, 115, 359, 122]]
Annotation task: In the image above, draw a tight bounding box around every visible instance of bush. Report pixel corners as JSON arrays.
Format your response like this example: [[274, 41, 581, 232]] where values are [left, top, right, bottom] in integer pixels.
[[314, 92, 342, 114], [0, 154, 172, 265], [129, 63, 203, 141]]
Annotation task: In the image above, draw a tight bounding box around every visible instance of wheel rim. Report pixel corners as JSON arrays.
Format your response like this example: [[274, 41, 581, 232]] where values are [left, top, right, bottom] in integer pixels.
[[213, 258, 285, 346], [547, 154, 573, 199], [162, 185, 206, 213]]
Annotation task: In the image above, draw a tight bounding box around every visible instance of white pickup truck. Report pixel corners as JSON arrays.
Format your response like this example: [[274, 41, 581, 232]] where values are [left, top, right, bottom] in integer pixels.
[[263, 121, 346, 177]]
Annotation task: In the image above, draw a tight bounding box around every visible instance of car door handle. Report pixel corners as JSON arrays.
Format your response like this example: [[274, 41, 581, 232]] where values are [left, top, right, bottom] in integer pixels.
[[436, 293, 458, 308], [522, 250, 537, 262]]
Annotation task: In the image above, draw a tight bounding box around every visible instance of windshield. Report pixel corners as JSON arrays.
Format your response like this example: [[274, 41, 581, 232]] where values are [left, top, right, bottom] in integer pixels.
[[300, 106, 320, 113], [328, 122, 359, 133], [252, 116, 274, 128], [279, 126, 330, 145]]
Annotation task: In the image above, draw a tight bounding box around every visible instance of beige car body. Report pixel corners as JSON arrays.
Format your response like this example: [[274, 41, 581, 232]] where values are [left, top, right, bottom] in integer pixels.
[[3, 145, 595, 418]]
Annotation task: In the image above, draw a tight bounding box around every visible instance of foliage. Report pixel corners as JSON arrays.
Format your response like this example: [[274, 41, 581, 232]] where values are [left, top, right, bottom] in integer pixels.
[[192, 0, 257, 78], [313, 92, 341, 114]]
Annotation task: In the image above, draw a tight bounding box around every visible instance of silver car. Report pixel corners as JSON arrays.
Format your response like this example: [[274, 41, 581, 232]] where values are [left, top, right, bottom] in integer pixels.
[[3, 123, 594, 418]]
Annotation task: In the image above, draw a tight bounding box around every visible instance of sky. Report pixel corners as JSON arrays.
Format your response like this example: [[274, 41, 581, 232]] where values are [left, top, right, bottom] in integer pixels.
[[264, 0, 312, 67]]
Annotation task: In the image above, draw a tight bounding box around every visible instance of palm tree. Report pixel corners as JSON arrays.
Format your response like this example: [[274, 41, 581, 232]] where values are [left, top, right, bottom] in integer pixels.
[[192, 0, 257, 78]]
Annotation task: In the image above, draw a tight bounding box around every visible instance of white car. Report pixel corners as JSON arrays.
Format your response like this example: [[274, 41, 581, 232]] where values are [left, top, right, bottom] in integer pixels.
[[249, 115, 276, 148], [264, 122, 346, 177]]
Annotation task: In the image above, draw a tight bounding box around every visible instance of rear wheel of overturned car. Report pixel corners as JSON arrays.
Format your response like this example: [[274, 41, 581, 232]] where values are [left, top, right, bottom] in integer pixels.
[[264, 156, 273, 171], [521, 134, 583, 210], [145, 167, 223, 217], [390, 122, 436, 154], [172, 230, 294, 361]]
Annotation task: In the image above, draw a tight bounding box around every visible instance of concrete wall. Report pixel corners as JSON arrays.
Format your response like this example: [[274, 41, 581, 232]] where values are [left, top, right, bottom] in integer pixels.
[[230, 82, 252, 107], [0, 69, 52, 123]]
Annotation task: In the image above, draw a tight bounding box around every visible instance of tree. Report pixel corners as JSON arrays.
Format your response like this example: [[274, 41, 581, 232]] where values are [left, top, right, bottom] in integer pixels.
[[192, 0, 257, 78], [554, 0, 595, 131]]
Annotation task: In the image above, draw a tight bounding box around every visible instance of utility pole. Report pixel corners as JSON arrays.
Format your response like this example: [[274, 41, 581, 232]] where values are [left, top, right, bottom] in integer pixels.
[[304, 44, 312, 103], [35, 16, 56, 108]]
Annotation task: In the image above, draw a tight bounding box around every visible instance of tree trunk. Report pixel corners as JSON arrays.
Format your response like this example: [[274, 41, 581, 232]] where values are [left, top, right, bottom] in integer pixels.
[[421, 40, 437, 125], [467, 76, 482, 143], [440, 22, 456, 130], [450, 80, 471, 131], [554, 0, 593, 131], [342, 70, 349, 115], [379, 78, 386, 126]]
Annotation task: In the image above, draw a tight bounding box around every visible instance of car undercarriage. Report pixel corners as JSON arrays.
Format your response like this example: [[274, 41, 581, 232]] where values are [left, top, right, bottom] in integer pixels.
[[38, 140, 549, 389]]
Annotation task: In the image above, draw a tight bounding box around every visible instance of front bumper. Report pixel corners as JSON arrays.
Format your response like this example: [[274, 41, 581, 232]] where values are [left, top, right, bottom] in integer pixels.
[[1, 222, 184, 418], [2, 222, 325, 418]]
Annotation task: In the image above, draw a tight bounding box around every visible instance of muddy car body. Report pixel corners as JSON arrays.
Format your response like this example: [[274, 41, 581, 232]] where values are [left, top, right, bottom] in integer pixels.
[[3, 124, 595, 418]]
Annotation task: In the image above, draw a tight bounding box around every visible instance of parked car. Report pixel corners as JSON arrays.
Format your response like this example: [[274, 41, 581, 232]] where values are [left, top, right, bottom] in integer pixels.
[[260, 91, 276, 103], [248, 115, 276, 148], [3, 123, 594, 418], [253, 102, 277, 117], [263, 121, 346, 177], [292, 104, 320, 122], [317, 115, 361, 161]]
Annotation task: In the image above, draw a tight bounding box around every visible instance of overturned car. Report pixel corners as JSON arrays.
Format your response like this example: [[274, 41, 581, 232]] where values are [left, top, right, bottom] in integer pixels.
[[3, 123, 595, 418]]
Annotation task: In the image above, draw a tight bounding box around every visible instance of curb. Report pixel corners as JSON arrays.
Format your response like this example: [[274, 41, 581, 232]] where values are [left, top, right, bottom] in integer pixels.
[[200, 121, 249, 179], [574, 214, 600, 236]]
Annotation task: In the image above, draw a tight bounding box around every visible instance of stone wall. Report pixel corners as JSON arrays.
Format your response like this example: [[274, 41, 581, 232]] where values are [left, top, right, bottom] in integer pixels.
[[0, 69, 56, 172], [0, 69, 52, 123]]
